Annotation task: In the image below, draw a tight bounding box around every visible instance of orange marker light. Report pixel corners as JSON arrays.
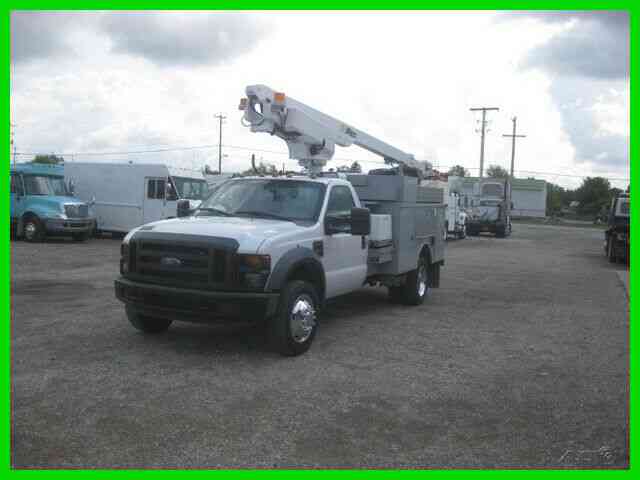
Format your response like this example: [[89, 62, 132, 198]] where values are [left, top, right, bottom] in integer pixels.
[[274, 92, 286, 103]]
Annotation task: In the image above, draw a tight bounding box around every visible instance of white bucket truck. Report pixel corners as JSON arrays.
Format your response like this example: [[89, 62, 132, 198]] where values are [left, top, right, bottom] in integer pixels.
[[115, 85, 446, 355]]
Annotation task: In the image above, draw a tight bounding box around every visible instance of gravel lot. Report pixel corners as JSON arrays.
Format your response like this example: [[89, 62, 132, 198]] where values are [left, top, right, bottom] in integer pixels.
[[11, 224, 629, 468]]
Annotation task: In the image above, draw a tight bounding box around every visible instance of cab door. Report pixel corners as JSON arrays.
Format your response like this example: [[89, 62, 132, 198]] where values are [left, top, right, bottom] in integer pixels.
[[10, 173, 25, 221], [143, 177, 166, 224], [322, 185, 368, 298]]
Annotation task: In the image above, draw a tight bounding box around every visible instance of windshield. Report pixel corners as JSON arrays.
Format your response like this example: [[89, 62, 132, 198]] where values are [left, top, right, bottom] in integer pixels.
[[22, 175, 69, 196], [197, 179, 326, 223], [619, 200, 630, 215], [172, 176, 208, 200]]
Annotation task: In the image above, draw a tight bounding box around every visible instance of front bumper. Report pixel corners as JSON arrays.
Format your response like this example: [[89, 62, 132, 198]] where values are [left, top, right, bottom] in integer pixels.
[[45, 218, 95, 234], [115, 277, 279, 323]]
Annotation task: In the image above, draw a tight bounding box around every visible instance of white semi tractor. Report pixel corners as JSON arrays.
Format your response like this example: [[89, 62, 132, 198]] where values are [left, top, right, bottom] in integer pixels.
[[115, 85, 446, 355], [64, 162, 209, 234]]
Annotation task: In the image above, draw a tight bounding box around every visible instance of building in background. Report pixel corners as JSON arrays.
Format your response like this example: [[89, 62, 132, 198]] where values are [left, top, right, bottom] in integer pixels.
[[458, 177, 547, 218]]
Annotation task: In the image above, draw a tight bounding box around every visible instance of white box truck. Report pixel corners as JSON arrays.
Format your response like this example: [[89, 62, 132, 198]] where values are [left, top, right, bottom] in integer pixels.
[[64, 162, 209, 234]]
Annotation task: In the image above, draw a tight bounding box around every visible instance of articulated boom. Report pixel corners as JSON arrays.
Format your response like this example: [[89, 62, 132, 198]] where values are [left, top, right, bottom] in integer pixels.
[[240, 84, 429, 174]]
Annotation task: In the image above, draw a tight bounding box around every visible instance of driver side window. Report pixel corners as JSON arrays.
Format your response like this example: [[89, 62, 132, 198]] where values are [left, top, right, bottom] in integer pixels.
[[325, 186, 355, 233]]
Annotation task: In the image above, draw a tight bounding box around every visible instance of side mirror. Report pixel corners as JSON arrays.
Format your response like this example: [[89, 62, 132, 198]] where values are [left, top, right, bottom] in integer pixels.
[[177, 199, 191, 218], [350, 207, 371, 236], [67, 180, 76, 196]]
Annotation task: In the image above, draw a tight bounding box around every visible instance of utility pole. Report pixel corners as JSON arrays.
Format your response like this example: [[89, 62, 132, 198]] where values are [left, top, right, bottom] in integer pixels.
[[470, 107, 499, 177], [10, 123, 17, 166], [502, 116, 526, 179], [214, 113, 227, 174]]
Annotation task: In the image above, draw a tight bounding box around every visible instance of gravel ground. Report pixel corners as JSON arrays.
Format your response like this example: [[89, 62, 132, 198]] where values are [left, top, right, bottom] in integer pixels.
[[11, 224, 629, 468]]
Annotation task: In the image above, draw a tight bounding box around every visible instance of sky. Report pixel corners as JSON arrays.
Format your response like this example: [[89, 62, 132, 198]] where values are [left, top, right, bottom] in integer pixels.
[[10, 11, 630, 189]]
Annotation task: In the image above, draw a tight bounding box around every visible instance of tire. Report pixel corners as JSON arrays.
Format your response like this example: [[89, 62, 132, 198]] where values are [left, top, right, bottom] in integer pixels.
[[23, 215, 45, 242], [72, 231, 90, 242], [402, 256, 430, 306], [125, 306, 172, 333], [468, 226, 479, 236], [458, 223, 467, 239], [496, 224, 506, 238], [269, 280, 319, 356]]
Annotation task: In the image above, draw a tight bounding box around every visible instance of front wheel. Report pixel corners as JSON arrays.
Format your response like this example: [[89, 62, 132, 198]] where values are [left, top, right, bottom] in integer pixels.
[[269, 280, 319, 356], [458, 223, 467, 239], [402, 256, 430, 305], [23, 216, 45, 242], [126, 306, 172, 333]]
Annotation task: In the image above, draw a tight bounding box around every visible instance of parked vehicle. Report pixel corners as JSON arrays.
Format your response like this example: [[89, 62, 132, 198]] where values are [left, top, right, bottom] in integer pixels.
[[10, 163, 95, 242], [64, 162, 209, 234], [467, 179, 512, 237], [446, 192, 468, 239], [115, 85, 446, 356], [604, 193, 629, 263]]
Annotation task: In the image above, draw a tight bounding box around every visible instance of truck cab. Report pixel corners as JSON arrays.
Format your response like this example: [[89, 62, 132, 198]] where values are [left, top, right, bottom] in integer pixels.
[[10, 163, 95, 242], [604, 193, 629, 263], [467, 179, 512, 237]]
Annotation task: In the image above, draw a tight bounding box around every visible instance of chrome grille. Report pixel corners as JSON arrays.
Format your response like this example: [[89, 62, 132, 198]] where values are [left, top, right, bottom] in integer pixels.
[[65, 204, 89, 218]]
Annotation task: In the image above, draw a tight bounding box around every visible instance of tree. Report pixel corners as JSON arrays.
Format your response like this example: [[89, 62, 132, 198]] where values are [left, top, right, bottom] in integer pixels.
[[32, 154, 64, 164], [447, 165, 468, 177], [575, 177, 611, 216], [546, 182, 565, 216], [486, 164, 509, 178]]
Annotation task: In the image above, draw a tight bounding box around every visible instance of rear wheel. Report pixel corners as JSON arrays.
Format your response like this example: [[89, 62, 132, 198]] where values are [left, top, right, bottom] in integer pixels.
[[402, 256, 430, 305], [458, 223, 467, 239], [270, 280, 319, 356], [126, 306, 172, 333], [23, 215, 45, 242]]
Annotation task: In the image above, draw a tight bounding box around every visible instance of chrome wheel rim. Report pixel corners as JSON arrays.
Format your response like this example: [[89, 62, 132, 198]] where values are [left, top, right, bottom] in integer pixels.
[[24, 222, 36, 240], [290, 294, 316, 344], [418, 264, 428, 297]]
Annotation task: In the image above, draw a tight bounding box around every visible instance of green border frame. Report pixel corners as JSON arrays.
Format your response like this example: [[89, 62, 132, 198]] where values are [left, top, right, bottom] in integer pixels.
[[2, 2, 636, 475]]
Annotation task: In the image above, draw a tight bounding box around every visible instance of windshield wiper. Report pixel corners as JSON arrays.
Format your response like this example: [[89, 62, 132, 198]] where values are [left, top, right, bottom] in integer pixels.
[[235, 210, 293, 222], [196, 207, 233, 217]]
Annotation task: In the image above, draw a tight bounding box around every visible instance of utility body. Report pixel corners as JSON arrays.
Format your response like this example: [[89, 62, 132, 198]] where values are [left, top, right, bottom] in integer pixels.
[[65, 162, 209, 234], [10, 163, 95, 242], [604, 193, 629, 264], [115, 85, 445, 355]]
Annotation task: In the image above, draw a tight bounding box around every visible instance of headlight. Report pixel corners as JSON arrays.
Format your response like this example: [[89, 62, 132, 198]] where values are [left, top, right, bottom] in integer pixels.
[[120, 242, 130, 274], [237, 254, 270, 289]]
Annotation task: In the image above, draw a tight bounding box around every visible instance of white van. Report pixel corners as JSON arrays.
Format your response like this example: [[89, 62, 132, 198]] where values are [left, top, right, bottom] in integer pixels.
[[64, 162, 209, 234]]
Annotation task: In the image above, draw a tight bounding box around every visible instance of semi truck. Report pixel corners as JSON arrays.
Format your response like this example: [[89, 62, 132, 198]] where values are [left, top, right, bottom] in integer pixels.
[[64, 162, 209, 234], [467, 178, 513, 237], [604, 193, 629, 263], [115, 85, 446, 356], [10, 163, 95, 242]]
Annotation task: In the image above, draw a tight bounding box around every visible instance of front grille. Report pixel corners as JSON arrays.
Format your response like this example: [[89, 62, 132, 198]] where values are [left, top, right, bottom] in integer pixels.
[[128, 237, 234, 290], [65, 204, 89, 218]]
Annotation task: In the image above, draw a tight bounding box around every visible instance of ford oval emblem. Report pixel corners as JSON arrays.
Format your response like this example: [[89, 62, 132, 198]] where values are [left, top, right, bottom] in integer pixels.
[[160, 257, 182, 267]]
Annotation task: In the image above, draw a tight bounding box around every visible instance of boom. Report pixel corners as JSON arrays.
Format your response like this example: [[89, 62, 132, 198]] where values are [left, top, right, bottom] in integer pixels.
[[239, 84, 430, 175]]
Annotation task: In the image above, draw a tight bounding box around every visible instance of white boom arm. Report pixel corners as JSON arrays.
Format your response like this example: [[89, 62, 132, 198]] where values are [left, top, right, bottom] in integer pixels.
[[240, 84, 431, 175]]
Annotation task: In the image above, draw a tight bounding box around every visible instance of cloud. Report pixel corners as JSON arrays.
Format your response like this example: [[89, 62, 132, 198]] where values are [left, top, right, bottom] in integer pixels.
[[550, 77, 629, 169], [100, 12, 268, 67], [522, 11, 629, 79], [11, 12, 83, 63]]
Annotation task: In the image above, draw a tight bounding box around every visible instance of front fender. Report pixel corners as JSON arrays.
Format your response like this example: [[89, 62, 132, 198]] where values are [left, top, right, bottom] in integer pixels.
[[265, 247, 326, 298]]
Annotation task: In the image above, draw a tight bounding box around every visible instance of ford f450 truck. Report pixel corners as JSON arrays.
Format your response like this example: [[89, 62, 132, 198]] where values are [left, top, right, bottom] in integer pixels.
[[115, 85, 445, 355]]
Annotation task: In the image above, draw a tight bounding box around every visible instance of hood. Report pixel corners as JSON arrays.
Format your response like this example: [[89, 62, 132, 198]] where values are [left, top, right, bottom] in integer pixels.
[[137, 216, 303, 253], [44, 195, 85, 206]]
